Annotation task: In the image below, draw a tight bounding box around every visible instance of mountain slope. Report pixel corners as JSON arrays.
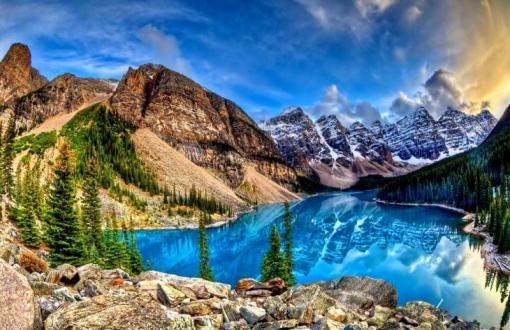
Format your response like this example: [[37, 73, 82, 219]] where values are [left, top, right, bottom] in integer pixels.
[[378, 104, 510, 211], [14, 73, 115, 133], [109, 63, 296, 190], [0, 43, 47, 105]]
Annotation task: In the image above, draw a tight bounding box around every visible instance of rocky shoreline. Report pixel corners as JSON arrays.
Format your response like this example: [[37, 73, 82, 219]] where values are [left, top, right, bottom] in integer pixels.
[[0, 223, 485, 330]]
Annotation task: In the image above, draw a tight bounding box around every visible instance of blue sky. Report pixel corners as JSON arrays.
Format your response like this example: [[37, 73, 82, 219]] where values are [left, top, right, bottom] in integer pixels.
[[1, 0, 509, 125]]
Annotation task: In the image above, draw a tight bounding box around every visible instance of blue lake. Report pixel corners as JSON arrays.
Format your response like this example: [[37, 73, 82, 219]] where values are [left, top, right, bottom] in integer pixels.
[[136, 191, 510, 329]]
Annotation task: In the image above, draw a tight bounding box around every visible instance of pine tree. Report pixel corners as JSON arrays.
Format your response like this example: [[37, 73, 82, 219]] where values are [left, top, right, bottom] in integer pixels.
[[81, 158, 105, 259], [1, 115, 15, 198], [120, 221, 132, 272], [282, 202, 295, 285], [128, 219, 144, 274], [260, 225, 288, 282], [45, 141, 85, 266], [198, 212, 213, 281]]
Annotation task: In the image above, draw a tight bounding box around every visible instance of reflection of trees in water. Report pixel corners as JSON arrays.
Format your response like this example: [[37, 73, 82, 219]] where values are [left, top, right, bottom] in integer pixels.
[[484, 269, 510, 328]]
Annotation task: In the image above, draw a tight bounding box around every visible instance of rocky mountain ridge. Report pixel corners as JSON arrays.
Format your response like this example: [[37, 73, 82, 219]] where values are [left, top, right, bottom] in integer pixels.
[[109, 64, 296, 191], [262, 106, 496, 188]]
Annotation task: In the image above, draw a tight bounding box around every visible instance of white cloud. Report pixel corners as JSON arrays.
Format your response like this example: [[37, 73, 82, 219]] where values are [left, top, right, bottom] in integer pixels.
[[308, 84, 382, 126], [405, 5, 422, 22], [388, 68, 492, 119], [136, 25, 191, 74], [355, 0, 397, 17]]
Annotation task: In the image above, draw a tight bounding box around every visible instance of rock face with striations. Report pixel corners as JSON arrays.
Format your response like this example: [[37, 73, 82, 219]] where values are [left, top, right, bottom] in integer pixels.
[[14, 73, 115, 133], [0, 43, 48, 106], [110, 64, 295, 187]]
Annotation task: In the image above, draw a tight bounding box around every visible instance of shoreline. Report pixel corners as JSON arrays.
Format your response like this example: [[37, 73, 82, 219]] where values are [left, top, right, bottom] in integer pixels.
[[373, 198, 470, 216]]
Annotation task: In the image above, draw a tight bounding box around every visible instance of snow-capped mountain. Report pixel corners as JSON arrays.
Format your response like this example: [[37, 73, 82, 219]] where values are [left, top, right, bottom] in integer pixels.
[[261, 106, 496, 188], [383, 107, 497, 163]]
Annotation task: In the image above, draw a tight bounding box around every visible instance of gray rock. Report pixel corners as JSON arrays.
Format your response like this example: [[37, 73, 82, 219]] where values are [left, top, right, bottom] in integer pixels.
[[317, 276, 398, 309], [37, 296, 64, 320], [53, 287, 76, 303], [136, 271, 231, 299], [240, 305, 267, 324], [252, 319, 299, 330], [79, 279, 104, 298], [222, 319, 250, 330]]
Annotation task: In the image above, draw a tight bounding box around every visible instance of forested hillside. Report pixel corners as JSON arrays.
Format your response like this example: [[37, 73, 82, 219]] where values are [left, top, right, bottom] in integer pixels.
[[378, 105, 510, 212]]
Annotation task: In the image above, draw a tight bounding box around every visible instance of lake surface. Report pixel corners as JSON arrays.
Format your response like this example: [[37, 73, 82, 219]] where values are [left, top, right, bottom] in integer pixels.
[[136, 191, 510, 329]]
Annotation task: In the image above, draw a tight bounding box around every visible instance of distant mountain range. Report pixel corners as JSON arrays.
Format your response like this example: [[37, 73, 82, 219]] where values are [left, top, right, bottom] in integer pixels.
[[261, 105, 496, 188]]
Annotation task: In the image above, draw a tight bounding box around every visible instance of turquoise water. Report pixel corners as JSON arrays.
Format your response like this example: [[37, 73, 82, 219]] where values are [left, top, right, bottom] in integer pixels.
[[136, 191, 510, 328]]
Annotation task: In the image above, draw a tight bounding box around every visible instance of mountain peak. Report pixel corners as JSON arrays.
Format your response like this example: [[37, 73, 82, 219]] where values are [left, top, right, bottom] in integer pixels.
[[0, 43, 48, 104], [1, 43, 32, 70]]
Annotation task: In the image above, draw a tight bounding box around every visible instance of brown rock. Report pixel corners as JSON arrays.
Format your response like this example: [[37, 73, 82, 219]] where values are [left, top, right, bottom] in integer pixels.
[[236, 278, 258, 293], [180, 301, 213, 316], [0, 43, 47, 105], [44, 290, 193, 330], [0, 258, 40, 329]]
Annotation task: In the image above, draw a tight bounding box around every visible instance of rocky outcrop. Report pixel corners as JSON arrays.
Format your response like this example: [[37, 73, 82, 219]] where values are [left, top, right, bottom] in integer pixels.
[[14, 73, 115, 133], [0, 43, 47, 106], [0, 258, 40, 329], [44, 290, 194, 330], [110, 64, 296, 188]]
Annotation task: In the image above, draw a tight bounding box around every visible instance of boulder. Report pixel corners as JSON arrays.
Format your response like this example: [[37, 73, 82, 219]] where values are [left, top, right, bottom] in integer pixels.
[[263, 295, 288, 320], [158, 282, 187, 307], [0, 258, 40, 329], [80, 279, 104, 298], [236, 278, 287, 296], [75, 263, 102, 290], [37, 296, 64, 320], [136, 271, 231, 299], [367, 305, 392, 327], [312, 317, 344, 330], [289, 285, 338, 316], [317, 276, 398, 309], [180, 301, 214, 316], [222, 319, 250, 330], [236, 278, 258, 293], [252, 319, 299, 330], [240, 305, 267, 324], [326, 307, 346, 323], [193, 314, 223, 330], [44, 290, 194, 329], [0, 239, 19, 264], [54, 264, 79, 285], [29, 279, 62, 296]]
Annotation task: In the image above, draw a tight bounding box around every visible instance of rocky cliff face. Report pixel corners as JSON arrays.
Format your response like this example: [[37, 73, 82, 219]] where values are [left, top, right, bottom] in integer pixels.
[[0, 43, 47, 106], [382, 107, 496, 162], [14, 73, 115, 133], [110, 64, 296, 188], [263, 106, 496, 188]]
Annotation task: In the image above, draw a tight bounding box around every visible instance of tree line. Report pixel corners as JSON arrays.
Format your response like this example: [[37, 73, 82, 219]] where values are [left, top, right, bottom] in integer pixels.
[[7, 140, 145, 274]]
